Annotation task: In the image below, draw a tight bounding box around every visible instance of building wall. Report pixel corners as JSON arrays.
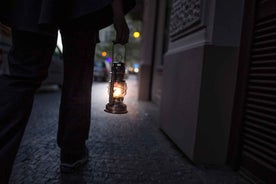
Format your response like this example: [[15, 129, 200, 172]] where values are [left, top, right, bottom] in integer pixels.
[[150, 0, 168, 105], [138, 0, 158, 101], [156, 0, 245, 164]]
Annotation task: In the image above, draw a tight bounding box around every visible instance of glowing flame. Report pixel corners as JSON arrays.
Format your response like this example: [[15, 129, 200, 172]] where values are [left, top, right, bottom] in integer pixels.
[[113, 82, 126, 98], [113, 87, 122, 97]]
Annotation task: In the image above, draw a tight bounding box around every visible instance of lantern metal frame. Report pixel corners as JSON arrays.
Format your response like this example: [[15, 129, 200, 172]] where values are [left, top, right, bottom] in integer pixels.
[[104, 44, 128, 114]]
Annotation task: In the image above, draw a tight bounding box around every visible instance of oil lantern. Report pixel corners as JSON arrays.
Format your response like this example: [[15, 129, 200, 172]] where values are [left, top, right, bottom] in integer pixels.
[[104, 45, 128, 114]]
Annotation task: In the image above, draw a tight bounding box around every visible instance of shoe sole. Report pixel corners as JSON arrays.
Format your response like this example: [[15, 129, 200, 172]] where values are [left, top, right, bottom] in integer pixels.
[[60, 156, 88, 173]]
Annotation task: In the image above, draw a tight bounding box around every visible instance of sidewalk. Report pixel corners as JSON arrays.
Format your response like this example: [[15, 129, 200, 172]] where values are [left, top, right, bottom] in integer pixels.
[[9, 75, 240, 184]]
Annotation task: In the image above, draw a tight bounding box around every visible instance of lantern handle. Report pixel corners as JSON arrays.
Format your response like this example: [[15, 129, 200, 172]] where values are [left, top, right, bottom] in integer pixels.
[[112, 43, 127, 64]]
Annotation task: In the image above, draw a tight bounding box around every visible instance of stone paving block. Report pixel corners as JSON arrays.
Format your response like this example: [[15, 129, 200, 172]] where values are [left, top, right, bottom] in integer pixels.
[[8, 77, 239, 184]]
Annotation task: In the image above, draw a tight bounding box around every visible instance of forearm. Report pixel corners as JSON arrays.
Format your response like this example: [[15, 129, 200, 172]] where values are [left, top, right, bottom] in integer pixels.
[[112, 0, 129, 44], [112, 0, 124, 19]]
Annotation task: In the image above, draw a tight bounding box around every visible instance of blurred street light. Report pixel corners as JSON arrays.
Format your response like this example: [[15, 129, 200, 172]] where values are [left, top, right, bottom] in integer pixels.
[[133, 31, 141, 39], [102, 51, 107, 57]]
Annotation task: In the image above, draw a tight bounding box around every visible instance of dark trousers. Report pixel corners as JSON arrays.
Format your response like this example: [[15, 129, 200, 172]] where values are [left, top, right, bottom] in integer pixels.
[[0, 25, 97, 183]]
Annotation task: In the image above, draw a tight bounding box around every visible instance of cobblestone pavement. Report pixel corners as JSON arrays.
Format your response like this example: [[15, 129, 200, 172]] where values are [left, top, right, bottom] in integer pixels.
[[9, 75, 240, 184]]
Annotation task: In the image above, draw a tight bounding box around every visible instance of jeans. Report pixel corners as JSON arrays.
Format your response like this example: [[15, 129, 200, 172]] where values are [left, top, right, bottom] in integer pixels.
[[0, 25, 97, 183]]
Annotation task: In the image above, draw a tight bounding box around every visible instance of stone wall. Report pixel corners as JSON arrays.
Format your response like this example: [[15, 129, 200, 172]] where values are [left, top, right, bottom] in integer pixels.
[[158, 0, 245, 164]]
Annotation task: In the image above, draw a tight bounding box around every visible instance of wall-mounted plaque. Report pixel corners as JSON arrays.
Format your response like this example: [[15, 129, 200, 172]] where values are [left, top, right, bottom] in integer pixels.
[[169, 0, 204, 41]]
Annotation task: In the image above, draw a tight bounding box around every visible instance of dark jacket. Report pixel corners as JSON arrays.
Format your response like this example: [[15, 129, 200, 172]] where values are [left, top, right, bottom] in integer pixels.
[[0, 0, 135, 33]]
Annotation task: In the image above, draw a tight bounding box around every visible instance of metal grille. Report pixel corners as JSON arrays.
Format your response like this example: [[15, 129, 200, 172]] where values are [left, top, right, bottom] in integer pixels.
[[242, 14, 276, 173]]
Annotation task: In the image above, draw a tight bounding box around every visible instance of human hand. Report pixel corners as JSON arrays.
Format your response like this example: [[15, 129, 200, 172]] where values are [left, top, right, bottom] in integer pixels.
[[112, 0, 130, 45]]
